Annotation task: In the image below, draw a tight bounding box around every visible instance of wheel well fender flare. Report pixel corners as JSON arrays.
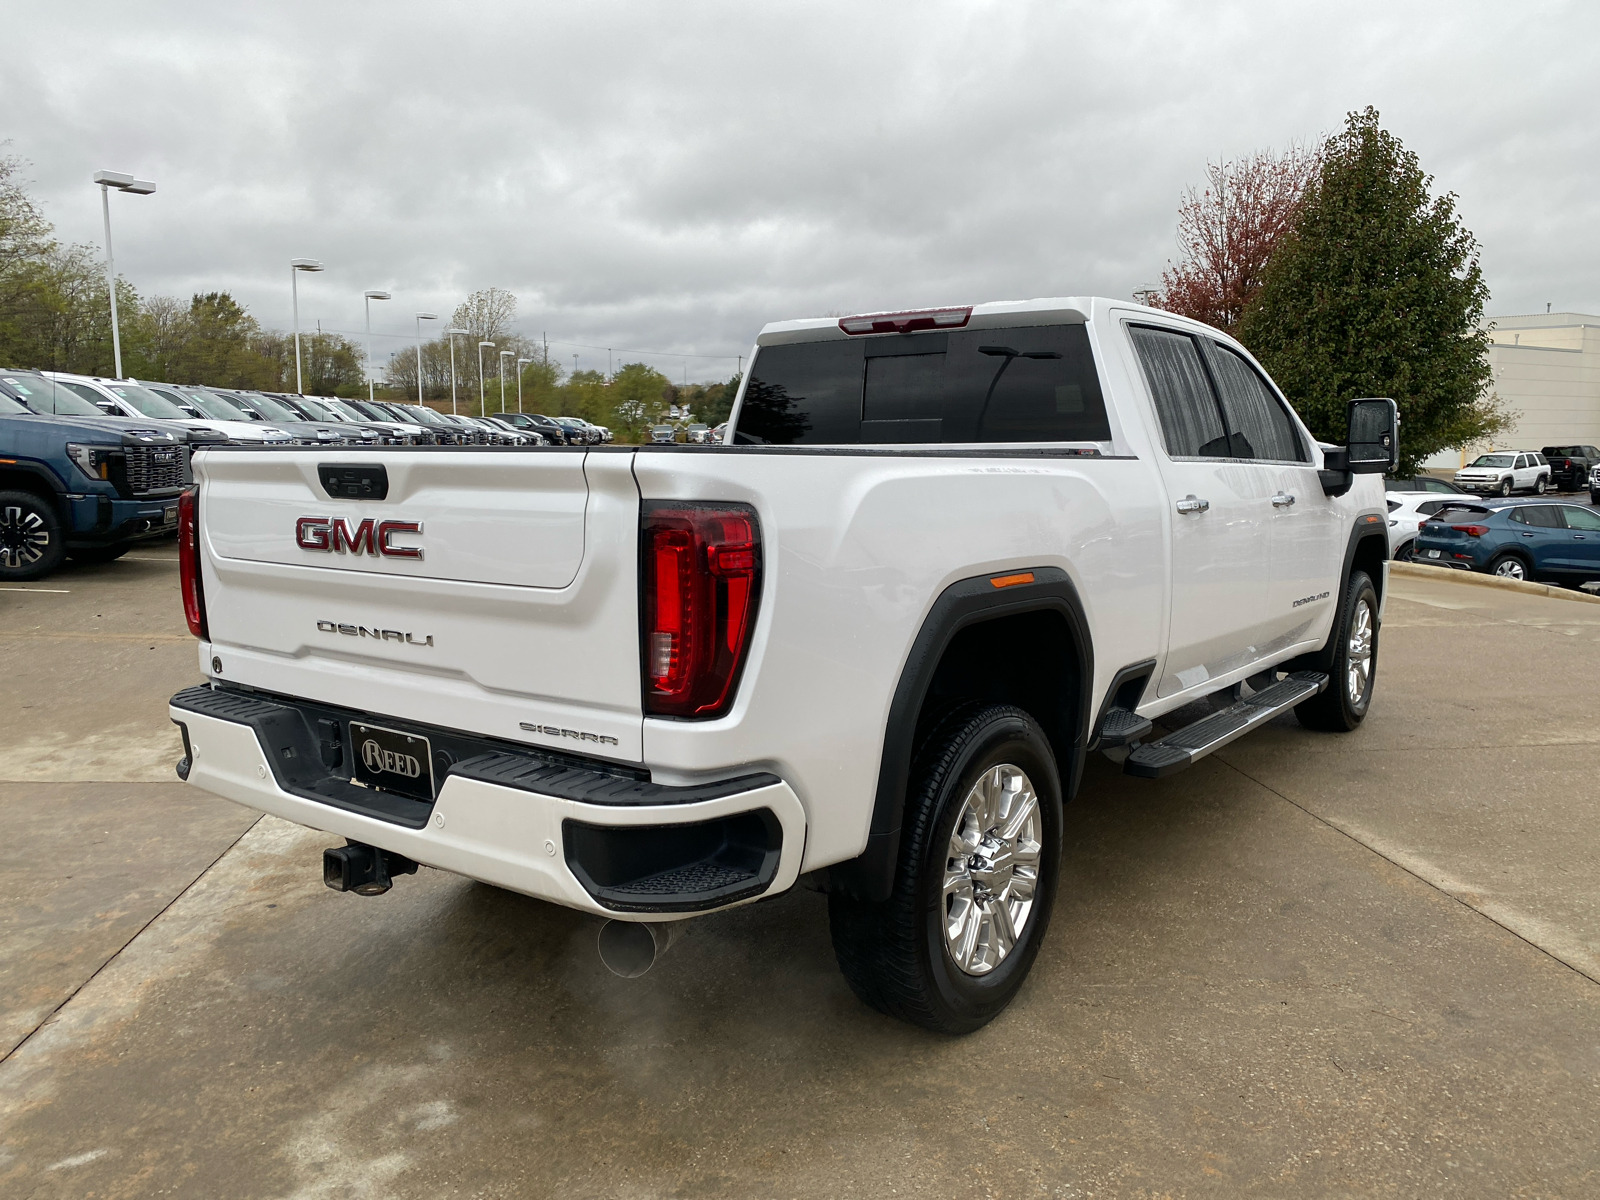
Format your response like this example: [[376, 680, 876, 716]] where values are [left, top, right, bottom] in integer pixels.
[[828, 565, 1092, 901]]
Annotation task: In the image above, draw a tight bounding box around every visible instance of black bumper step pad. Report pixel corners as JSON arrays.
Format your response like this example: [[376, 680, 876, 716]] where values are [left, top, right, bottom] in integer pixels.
[[1124, 672, 1328, 779]]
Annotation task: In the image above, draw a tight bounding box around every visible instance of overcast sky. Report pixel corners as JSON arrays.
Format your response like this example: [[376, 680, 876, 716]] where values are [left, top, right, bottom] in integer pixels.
[[5, 0, 1596, 381]]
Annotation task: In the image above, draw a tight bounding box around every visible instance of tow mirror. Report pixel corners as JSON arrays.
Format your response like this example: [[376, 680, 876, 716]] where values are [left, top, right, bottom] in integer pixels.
[[1347, 397, 1399, 474], [1321, 397, 1399, 495]]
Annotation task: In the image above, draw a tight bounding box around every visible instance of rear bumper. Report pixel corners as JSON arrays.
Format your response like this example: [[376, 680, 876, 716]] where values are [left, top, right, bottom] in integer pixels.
[[169, 686, 805, 921]]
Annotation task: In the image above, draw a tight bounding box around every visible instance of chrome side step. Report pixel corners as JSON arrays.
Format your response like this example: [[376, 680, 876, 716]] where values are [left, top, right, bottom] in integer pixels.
[[1124, 671, 1329, 779]]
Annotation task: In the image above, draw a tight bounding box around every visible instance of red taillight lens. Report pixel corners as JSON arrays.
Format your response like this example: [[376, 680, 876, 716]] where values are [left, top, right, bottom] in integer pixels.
[[1451, 523, 1490, 537], [178, 487, 208, 639], [641, 502, 761, 718]]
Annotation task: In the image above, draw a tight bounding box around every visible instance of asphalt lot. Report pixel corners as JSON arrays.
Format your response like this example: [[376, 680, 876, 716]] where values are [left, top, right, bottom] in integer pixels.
[[2, 547, 1599, 1197]]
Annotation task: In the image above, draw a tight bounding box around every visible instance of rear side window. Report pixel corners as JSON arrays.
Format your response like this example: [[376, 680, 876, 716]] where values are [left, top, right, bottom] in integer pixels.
[[1127, 326, 1229, 458], [734, 324, 1109, 445], [1509, 505, 1562, 528], [1202, 342, 1306, 462]]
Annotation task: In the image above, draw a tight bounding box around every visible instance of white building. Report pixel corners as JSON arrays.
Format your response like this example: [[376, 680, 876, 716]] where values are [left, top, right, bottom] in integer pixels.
[[1426, 312, 1600, 468]]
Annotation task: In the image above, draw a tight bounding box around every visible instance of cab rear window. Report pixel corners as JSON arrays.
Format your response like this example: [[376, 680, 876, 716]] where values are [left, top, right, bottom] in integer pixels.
[[734, 324, 1109, 446]]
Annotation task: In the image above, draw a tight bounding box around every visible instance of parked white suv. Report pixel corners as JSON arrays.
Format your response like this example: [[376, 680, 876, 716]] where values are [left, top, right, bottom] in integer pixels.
[[1454, 451, 1550, 497], [1386, 492, 1460, 562], [43, 372, 293, 446], [169, 297, 1395, 1033]]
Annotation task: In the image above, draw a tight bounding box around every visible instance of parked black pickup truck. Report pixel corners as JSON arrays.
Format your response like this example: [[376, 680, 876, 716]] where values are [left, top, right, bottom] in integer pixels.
[[1541, 445, 1600, 492]]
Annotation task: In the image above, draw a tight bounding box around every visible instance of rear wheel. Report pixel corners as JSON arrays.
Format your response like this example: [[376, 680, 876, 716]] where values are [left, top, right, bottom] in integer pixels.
[[1393, 539, 1416, 563], [1489, 552, 1528, 581], [1535, 476, 1548, 495], [829, 704, 1062, 1034], [0, 490, 66, 582], [1296, 570, 1378, 732]]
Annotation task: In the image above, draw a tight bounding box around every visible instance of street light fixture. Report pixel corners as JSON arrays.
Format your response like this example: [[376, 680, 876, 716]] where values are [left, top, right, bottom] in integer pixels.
[[445, 328, 467, 415], [516, 357, 532, 413], [477, 341, 495, 416], [499, 350, 514, 414], [414, 312, 438, 405], [289, 259, 324, 395], [363, 290, 392, 402], [93, 170, 156, 379]]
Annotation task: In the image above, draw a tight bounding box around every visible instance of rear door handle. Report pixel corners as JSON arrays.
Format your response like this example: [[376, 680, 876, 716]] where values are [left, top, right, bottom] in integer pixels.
[[1175, 496, 1210, 514], [1271, 493, 1296, 508]]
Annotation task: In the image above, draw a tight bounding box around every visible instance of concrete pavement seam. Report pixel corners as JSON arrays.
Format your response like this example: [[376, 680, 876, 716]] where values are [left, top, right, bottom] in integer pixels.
[[1215, 757, 1600, 989], [0, 813, 263, 1068]]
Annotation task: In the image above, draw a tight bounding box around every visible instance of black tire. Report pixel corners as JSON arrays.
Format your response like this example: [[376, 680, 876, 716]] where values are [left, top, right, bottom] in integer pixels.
[[1489, 552, 1529, 582], [1498, 477, 1512, 497], [1535, 476, 1547, 495], [1295, 569, 1379, 732], [1393, 539, 1415, 563], [67, 543, 131, 565], [829, 704, 1062, 1035], [0, 489, 66, 582]]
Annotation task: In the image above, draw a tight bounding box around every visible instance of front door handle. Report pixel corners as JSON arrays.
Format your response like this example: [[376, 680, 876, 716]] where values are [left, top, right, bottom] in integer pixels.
[[1271, 493, 1296, 508], [1522, 532, 1536, 538], [1175, 496, 1210, 514]]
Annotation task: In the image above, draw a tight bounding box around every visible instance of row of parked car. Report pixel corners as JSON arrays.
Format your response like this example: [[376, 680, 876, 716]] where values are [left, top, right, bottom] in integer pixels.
[[1387, 453, 1600, 588], [0, 369, 614, 449], [0, 368, 616, 582]]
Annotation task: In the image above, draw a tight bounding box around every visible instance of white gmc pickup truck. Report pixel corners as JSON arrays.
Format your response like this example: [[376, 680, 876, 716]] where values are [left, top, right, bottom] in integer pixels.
[[169, 297, 1397, 1033]]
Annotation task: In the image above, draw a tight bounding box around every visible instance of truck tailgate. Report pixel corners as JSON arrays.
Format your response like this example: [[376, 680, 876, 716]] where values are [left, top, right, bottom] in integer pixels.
[[195, 449, 645, 760]]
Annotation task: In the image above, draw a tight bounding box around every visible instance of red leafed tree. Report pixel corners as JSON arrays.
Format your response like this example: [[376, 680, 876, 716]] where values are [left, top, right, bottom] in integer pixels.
[[1152, 142, 1323, 332]]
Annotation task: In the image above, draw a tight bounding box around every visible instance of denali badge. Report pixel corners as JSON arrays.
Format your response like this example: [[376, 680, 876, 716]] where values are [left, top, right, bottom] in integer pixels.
[[317, 620, 434, 647], [296, 516, 423, 559], [520, 721, 621, 747], [362, 738, 422, 779]]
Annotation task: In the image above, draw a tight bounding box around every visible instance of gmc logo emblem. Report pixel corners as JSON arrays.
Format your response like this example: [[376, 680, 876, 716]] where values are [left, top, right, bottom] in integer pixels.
[[296, 516, 424, 560]]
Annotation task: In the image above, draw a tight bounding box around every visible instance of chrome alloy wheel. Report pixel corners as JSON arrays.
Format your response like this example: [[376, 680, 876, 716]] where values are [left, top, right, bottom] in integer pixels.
[[943, 764, 1042, 976], [1346, 596, 1375, 705], [1494, 557, 1526, 580], [0, 504, 50, 569]]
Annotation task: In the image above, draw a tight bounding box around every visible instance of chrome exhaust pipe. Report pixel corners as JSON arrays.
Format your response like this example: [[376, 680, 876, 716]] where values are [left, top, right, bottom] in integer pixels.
[[597, 919, 684, 978]]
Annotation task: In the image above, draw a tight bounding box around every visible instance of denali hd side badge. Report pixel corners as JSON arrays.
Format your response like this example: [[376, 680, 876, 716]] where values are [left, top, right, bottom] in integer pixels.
[[296, 516, 423, 559], [318, 620, 434, 647]]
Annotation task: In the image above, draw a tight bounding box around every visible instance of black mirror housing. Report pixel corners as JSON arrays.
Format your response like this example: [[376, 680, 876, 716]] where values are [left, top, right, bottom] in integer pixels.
[[1347, 397, 1399, 475]]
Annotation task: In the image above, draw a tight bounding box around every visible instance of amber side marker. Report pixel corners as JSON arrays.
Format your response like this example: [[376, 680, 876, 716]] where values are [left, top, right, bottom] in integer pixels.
[[990, 571, 1035, 589]]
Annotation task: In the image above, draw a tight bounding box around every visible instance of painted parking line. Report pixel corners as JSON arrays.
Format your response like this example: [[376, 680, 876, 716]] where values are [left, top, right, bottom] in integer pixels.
[[0, 587, 70, 593]]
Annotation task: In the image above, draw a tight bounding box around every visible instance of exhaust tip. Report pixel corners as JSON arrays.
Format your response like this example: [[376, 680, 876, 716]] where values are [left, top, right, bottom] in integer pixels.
[[597, 919, 682, 978]]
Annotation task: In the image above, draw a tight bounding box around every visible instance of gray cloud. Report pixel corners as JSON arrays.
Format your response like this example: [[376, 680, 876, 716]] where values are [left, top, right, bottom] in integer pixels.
[[5, 0, 1596, 380]]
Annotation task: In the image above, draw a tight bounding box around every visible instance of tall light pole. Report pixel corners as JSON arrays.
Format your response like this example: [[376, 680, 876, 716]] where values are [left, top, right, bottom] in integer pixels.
[[445, 328, 467, 415], [516, 357, 532, 413], [414, 312, 437, 405], [289, 259, 323, 394], [93, 171, 155, 379], [499, 350, 513, 414], [477, 341, 495, 416], [363, 290, 391, 401]]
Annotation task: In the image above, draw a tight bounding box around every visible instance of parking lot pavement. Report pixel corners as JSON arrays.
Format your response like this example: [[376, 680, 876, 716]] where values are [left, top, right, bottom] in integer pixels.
[[2, 561, 1599, 1197]]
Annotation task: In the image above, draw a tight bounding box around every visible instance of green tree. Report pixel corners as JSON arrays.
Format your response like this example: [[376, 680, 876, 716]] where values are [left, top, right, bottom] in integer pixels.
[[608, 362, 671, 440], [1239, 107, 1502, 476]]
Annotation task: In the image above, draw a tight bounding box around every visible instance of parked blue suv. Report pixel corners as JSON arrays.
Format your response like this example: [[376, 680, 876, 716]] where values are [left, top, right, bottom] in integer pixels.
[[0, 390, 189, 581], [1412, 500, 1600, 585]]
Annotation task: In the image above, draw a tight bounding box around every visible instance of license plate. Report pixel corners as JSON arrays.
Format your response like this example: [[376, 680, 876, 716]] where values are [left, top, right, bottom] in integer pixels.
[[1426, 549, 1441, 559], [350, 723, 434, 801], [163, 503, 178, 526]]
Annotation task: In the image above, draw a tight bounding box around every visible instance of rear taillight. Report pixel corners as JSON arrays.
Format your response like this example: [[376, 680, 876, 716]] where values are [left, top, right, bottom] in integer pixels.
[[641, 502, 761, 718], [178, 487, 208, 639], [1451, 523, 1490, 537]]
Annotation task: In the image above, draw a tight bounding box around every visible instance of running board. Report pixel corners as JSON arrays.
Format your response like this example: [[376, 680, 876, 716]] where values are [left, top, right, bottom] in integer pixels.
[[1124, 671, 1329, 779]]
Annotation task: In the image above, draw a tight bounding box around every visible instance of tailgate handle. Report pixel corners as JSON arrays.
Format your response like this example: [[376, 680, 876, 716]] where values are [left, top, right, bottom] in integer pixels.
[[319, 463, 389, 500]]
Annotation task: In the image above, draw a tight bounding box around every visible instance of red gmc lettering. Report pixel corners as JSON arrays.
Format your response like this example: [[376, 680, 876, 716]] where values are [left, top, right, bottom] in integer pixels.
[[378, 520, 424, 559], [332, 518, 377, 556], [295, 516, 331, 551]]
